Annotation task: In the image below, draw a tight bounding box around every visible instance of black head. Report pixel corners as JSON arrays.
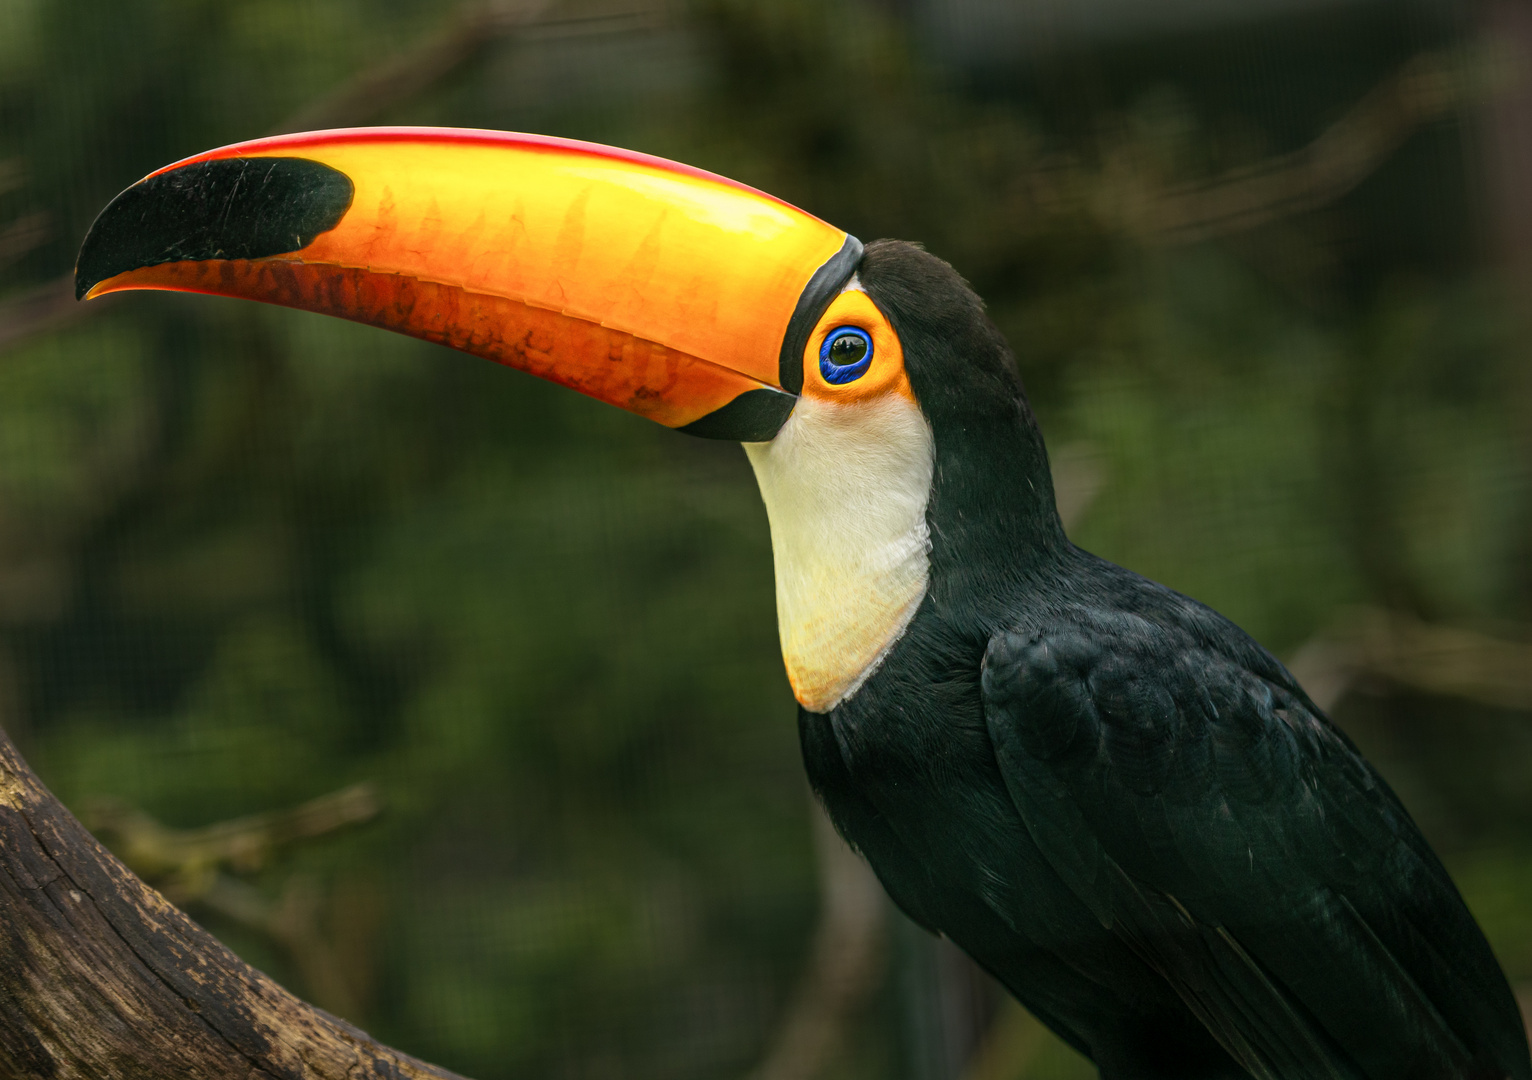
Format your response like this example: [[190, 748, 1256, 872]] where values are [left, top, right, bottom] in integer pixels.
[[858, 240, 1067, 596]]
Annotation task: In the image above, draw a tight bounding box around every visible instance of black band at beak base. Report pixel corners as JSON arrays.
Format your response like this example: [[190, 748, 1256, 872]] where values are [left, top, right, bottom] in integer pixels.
[[677, 234, 861, 442], [777, 234, 863, 396], [676, 387, 798, 442]]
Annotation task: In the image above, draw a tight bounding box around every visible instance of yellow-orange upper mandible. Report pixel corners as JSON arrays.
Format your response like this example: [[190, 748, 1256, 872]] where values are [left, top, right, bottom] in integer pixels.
[[146, 128, 848, 393]]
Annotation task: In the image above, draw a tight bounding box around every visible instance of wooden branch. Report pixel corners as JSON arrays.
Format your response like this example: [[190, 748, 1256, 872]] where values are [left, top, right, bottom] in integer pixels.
[[0, 721, 472, 1080]]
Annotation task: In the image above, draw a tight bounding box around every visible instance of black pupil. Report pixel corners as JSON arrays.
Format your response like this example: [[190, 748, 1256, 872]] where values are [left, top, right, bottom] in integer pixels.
[[830, 333, 868, 365]]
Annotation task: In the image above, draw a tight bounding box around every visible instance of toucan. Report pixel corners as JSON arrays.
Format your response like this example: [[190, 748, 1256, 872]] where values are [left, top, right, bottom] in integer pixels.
[[75, 128, 1530, 1080]]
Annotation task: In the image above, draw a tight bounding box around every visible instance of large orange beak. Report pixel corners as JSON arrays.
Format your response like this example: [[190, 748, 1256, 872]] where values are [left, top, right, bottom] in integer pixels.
[[75, 128, 861, 440]]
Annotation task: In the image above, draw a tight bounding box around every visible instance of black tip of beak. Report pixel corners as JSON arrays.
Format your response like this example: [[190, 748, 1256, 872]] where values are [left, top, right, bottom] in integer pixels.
[[75, 156, 354, 300]]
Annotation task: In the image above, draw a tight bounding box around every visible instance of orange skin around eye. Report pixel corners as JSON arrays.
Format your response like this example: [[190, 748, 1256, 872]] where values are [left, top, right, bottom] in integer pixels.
[[802, 289, 916, 405]]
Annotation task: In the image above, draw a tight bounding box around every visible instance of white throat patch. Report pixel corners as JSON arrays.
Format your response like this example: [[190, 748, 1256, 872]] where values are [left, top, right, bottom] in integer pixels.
[[744, 392, 934, 713]]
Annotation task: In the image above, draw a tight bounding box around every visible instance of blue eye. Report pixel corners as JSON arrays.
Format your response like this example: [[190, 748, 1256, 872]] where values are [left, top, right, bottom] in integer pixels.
[[819, 326, 873, 384]]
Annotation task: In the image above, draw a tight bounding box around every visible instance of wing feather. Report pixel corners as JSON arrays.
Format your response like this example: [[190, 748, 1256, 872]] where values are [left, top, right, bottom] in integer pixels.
[[982, 621, 1530, 1080]]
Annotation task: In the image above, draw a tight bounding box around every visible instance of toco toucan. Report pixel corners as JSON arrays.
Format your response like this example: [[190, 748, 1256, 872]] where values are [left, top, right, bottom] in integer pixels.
[[75, 128, 1531, 1080]]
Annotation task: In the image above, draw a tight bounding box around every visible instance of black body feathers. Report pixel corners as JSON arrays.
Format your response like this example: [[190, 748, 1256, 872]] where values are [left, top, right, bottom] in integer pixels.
[[800, 241, 1531, 1080]]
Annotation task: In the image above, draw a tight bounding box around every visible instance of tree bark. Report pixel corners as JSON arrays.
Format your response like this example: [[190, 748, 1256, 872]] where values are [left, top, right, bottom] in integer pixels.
[[0, 723, 471, 1080]]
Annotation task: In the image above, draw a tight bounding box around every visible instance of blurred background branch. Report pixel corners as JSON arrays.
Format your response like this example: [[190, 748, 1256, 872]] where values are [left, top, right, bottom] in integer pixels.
[[1076, 43, 1519, 245], [273, 0, 555, 134], [746, 804, 886, 1080], [272, 2, 672, 134], [1289, 607, 1532, 715], [0, 275, 86, 353], [0, 211, 48, 271], [85, 781, 381, 888]]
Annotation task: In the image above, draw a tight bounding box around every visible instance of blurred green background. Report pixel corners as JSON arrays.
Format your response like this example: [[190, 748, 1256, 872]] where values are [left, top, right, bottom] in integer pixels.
[[2, 1, 1531, 1078]]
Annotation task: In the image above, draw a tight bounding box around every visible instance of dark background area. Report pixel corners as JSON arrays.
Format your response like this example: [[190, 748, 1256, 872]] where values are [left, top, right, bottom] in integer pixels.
[[2, 1, 1531, 1078]]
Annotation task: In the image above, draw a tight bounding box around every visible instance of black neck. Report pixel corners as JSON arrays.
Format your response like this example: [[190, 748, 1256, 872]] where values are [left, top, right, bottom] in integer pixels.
[[859, 240, 1068, 627], [924, 383, 1068, 610]]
